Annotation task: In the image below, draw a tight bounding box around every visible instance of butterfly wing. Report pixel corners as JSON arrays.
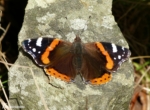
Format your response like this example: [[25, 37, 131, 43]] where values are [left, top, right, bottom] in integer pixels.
[[81, 42, 130, 85], [22, 37, 60, 67], [22, 37, 76, 82], [44, 42, 77, 81], [95, 42, 131, 71]]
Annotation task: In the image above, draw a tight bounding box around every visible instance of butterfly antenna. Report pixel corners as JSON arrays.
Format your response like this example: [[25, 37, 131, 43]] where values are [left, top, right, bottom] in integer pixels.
[[57, 17, 70, 38], [58, 29, 66, 38]]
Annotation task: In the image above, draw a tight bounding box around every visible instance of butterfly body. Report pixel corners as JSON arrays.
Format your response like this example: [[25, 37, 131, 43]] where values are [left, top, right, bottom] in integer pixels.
[[22, 36, 131, 85]]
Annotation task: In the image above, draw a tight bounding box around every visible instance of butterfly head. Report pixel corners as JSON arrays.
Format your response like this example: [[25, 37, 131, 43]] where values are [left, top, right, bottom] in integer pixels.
[[74, 36, 81, 42]]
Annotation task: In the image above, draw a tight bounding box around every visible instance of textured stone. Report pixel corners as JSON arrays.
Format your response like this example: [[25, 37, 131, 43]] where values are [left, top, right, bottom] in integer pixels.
[[9, 0, 134, 109]]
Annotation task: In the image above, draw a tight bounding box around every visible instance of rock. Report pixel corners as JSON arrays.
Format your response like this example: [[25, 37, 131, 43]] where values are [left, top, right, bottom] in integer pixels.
[[9, 0, 134, 109]]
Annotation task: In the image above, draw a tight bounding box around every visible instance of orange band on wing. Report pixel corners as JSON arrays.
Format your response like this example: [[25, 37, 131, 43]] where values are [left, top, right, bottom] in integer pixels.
[[41, 39, 60, 64], [96, 42, 114, 69], [45, 68, 71, 82], [90, 73, 112, 85]]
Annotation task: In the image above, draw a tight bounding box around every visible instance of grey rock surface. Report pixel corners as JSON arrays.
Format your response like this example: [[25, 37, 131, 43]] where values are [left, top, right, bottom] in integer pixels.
[[9, 0, 134, 110]]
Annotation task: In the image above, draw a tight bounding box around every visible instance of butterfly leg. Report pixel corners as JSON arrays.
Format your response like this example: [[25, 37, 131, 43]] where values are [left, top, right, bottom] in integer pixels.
[[47, 75, 64, 89]]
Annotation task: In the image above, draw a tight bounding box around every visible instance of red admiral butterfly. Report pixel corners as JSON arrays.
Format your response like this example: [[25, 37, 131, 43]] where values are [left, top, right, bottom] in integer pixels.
[[22, 36, 131, 85]]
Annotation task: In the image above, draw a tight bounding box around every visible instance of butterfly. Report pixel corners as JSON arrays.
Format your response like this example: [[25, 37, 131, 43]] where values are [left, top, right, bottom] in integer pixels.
[[22, 36, 131, 85]]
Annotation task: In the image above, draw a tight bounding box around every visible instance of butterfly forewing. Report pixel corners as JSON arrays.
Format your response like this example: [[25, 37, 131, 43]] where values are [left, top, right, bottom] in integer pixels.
[[22, 37, 59, 66], [98, 42, 131, 71]]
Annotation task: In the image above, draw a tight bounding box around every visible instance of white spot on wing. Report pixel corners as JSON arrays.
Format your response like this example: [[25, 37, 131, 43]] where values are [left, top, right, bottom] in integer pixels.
[[118, 55, 121, 59], [28, 39, 31, 43], [112, 43, 117, 53], [36, 37, 43, 47], [32, 48, 36, 52], [114, 57, 116, 60], [38, 51, 41, 54]]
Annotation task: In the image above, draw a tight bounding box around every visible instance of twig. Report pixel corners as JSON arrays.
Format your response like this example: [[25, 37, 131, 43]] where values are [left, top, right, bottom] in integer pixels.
[[30, 68, 49, 110], [0, 98, 11, 110], [0, 23, 11, 51], [134, 66, 150, 88], [131, 56, 150, 60], [0, 23, 11, 42], [0, 80, 12, 110]]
